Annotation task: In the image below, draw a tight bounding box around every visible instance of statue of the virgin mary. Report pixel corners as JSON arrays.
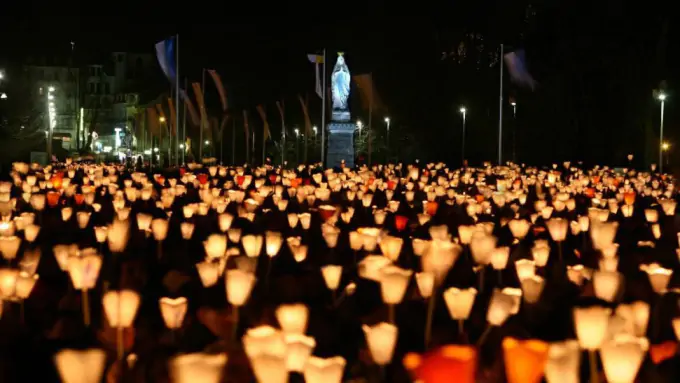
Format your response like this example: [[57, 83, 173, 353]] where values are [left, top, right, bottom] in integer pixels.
[[331, 53, 351, 121]]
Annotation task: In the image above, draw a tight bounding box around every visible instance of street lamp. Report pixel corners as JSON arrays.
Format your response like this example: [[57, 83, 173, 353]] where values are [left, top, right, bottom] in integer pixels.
[[657, 92, 667, 172], [510, 101, 517, 162], [384, 117, 391, 154], [205, 140, 210, 146], [663, 141, 670, 167], [46, 86, 57, 160], [294, 128, 300, 164], [357, 120, 363, 134], [114, 127, 121, 150], [0, 71, 4, 80], [459, 107, 467, 165]]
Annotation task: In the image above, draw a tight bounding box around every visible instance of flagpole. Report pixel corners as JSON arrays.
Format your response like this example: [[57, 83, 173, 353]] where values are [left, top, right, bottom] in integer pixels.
[[200, 68, 205, 160], [182, 78, 187, 164], [498, 43, 504, 165], [232, 118, 236, 165], [281, 103, 286, 166], [321, 49, 326, 165], [175, 34, 180, 166], [262, 123, 266, 165], [368, 73, 373, 165]]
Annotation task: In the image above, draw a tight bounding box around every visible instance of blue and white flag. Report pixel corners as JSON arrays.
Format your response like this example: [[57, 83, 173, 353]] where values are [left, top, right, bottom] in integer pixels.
[[155, 37, 176, 83], [504, 49, 536, 90]]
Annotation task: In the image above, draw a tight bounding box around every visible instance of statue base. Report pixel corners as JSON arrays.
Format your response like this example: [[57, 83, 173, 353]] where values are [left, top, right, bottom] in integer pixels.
[[326, 121, 355, 168], [331, 110, 351, 122]]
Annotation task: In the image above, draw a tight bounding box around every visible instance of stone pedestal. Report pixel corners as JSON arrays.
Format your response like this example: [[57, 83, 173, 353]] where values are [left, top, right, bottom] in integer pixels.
[[326, 122, 355, 168]]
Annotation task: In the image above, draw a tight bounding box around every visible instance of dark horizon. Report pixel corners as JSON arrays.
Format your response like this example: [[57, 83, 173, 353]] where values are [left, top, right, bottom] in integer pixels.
[[1, 1, 679, 167]]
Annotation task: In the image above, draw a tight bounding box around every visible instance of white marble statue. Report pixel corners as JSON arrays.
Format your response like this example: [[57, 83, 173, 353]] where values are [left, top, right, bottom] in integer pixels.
[[331, 54, 350, 112]]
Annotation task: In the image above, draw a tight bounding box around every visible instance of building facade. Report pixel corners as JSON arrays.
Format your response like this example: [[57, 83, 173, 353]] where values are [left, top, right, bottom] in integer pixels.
[[22, 51, 156, 155], [22, 61, 80, 150]]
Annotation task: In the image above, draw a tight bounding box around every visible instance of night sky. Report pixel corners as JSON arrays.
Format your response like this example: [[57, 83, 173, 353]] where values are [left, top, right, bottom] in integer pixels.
[[2, 1, 679, 167]]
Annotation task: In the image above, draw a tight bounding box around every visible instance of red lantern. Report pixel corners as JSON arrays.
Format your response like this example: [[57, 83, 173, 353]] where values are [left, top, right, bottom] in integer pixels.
[[197, 174, 208, 185], [403, 345, 476, 383], [52, 173, 63, 190], [425, 201, 438, 216], [291, 178, 302, 188], [236, 175, 245, 186], [395, 215, 408, 231], [318, 205, 337, 222], [74, 194, 85, 205], [650, 341, 677, 364], [47, 191, 60, 207], [623, 191, 636, 206], [179, 167, 186, 176], [269, 174, 278, 184], [387, 180, 397, 191], [584, 188, 595, 199]]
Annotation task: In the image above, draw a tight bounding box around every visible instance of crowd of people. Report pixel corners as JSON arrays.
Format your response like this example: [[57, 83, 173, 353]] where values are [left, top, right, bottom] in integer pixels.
[[0, 159, 678, 382]]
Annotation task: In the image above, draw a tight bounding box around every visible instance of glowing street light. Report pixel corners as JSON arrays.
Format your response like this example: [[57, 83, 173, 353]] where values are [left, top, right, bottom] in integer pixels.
[[384, 117, 391, 154], [662, 142, 670, 151], [0, 71, 4, 80], [657, 92, 667, 172], [204, 140, 210, 146], [294, 128, 299, 137], [114, 127, 122, 150], [460, 107, 467, 165], [46, 86, 57, 159], [179, 144, 185, 149], [357, 120, 363, 134], [159, 116, 166, 123]]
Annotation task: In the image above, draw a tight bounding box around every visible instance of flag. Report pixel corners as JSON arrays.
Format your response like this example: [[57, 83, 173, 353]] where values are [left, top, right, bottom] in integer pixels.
[[207, 69, 228, 111], [353, 73, 385, 111], [218, 115, 229, 143], [167, 98, 177, 136], [307, 54, 324, 98], [298, 94, 312, 136], [147, 107, 160, 137], [192, 82, 210, 137], [504, 49, 536, 89], [276, 100, 285, 121], [179, 89, 200, 126], [256, 105, 271, 141], [207, 117, 216, 142], [155, 38, 177, 83]]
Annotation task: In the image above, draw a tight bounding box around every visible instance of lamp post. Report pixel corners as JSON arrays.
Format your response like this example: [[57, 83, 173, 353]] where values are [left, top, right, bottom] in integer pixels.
[[46, 86, 57, 161], [459, 107, 466, 166], [313, 126, 318, 160], [657, 92, 667, 173], [384, 117, 390, 156], [294, 128, 300, 164], [159, 116, 166, 167], [662, 141, 670, 168], [511, 101, 517, 163]]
